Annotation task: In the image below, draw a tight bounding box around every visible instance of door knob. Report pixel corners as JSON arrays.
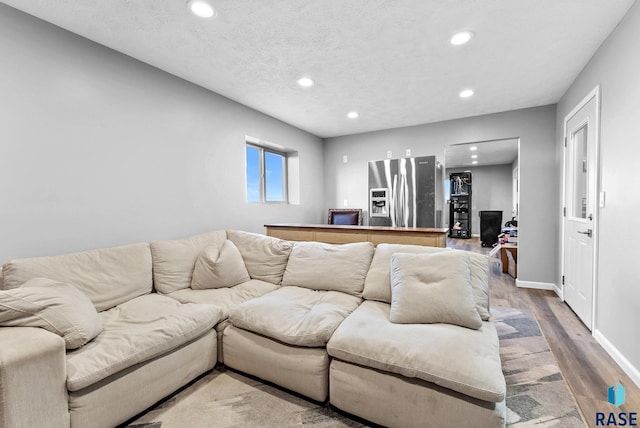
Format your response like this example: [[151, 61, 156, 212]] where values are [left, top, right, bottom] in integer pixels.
[[577, 229, 593, 237]]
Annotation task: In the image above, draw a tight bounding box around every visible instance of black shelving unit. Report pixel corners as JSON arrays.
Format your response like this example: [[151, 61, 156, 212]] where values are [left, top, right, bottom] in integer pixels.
[[449, 172, 472, 239]]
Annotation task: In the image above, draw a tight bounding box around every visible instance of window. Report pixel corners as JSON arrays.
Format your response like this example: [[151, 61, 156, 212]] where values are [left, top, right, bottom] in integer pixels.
[[246, 143, 288, 203]]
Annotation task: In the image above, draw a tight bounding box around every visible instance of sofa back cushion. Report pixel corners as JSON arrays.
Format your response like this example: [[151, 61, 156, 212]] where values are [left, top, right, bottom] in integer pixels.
[[363, 244, 490, 320], [150, 230, 227, 294], [281, 241, 375, 295], [1, 243, 152, 312], [227, 230, 292, 285]]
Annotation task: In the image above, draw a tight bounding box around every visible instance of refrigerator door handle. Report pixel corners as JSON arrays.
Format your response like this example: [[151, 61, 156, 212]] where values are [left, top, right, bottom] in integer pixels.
[[391, 174, 398, 227], [398, 166, 409, 227]]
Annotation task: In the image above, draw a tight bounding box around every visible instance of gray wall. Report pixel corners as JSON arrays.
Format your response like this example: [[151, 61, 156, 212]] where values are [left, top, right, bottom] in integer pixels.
[[446, 165, 514, 237], [556, 0, 640, 382], [324, 105, 557, 284], [0, 5, 324, 261]]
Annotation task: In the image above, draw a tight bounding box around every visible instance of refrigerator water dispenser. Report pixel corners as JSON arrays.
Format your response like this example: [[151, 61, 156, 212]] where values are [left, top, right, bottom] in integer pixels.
[[370, 188, 389, 218]]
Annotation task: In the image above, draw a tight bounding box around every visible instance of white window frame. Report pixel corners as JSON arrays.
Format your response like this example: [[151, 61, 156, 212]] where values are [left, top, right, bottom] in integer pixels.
[[246, 142, 288, 204]]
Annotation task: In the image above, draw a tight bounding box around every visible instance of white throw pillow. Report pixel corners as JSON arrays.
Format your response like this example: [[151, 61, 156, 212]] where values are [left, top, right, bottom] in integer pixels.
[[363, 244, 491, 320], [191, 240, 250, 289], [0, 278, 103, 349], [389, 252, 482, 330]]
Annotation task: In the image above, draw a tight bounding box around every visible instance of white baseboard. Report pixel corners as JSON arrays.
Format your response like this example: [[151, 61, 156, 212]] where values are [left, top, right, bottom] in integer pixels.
[[515, 279, 556, 291], [553, 284, 563, 299], [593, 329, 640, 388]]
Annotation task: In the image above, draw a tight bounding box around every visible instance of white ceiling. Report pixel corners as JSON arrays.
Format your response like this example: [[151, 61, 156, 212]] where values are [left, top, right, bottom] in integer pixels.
[[2, 0, 635, 138], [445, 139, 519, 169]]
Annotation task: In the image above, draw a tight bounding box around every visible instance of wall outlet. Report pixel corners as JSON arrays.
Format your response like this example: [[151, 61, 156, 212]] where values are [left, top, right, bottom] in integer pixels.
[[405, 149, 411, 157], [343, 155, 348, 163], [386, 151, 393, 159], [343, 199, 348, 207]]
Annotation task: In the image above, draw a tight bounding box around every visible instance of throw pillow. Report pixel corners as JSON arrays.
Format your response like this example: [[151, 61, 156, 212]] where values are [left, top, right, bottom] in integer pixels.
[[191, 240, 250, 289], [389, 252, 483, 330], [0, 278, 103, 349]]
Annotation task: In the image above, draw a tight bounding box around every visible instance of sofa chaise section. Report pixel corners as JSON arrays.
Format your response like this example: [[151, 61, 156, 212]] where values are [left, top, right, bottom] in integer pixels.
[[327, 301, 506, 427], [326, 243, 506, 428]]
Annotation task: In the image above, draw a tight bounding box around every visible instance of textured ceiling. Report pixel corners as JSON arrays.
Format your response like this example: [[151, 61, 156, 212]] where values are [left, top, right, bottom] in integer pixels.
[[2, 0, 635, 138]]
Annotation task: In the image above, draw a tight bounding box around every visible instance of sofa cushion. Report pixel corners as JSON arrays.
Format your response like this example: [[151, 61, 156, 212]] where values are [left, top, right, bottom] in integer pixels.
[[390, 252, 482, 329], [327, 300, 506, 403], [151, 230, 227, 294], [281, 241, 374, 296], [229, 286, 361, 347], [65, 294, 222, 392], [2, 243, 152, 312], [227, 230, 292, 285], [167, 279, 279, 318], [0, 278, 103, 349], [191, 240, 250, 290], [327, 301, 505, 403], [363, 244, 490, 320]]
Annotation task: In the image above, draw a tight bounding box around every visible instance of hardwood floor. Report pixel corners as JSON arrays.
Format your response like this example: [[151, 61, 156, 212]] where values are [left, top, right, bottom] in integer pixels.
[[447, 237, 640, 427]]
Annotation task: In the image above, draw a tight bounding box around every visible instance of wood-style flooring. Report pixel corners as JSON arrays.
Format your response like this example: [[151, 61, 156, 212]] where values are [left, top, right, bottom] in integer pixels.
[[447, 237, 640, 428]]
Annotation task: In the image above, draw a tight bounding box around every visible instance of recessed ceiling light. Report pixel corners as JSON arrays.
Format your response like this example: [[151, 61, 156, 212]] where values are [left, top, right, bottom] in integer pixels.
[[347, 111, 359, 119], [472, 161, 478, 165], [297, 77, 315, 87], [187, 0, 217, 18], [459, 89, 474, 98], [471, 154, 478, 159], [450, 31, 474, 46], [469, 146, 477, 151]]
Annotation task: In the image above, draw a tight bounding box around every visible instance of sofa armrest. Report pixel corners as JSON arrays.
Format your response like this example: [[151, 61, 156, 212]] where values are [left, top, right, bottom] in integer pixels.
[[0, 327, 69, 428]]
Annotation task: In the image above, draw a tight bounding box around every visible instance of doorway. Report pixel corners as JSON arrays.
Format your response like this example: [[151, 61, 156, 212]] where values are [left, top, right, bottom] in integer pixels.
[[561, 86, 600, 330], [444, 138, 520, 242]]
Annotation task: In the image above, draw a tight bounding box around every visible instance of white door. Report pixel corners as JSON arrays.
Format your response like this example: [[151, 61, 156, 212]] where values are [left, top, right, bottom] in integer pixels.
[[562, 88, 599, 330]]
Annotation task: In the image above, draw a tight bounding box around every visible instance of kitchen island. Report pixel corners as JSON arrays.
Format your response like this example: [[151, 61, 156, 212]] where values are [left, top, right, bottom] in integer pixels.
[[265, 224, 448, 248]]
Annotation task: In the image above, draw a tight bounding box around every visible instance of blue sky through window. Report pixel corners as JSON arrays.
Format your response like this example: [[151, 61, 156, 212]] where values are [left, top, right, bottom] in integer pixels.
[[246, 145, 285, 202], [265, 151, 284, 201], [246, 146, 260, 202]]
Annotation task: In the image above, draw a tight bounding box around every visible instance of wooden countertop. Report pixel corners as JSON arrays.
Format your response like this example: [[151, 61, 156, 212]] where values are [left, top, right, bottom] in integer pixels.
[[264, 223, 449, 233], [265, 223, 448, 247]]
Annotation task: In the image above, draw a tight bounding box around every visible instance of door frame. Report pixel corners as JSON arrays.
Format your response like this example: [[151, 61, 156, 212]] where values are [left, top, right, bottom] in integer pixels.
[[560, 85, 601, 331]]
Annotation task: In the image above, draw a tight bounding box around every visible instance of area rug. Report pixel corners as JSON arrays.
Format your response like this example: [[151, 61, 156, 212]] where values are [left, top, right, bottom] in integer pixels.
[[492, 306, 584, 427], [125, 306, 583, 427]]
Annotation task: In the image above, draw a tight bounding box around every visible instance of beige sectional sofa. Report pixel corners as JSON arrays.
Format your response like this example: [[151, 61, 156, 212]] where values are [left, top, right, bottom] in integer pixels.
[[0, 230, 506, 428]]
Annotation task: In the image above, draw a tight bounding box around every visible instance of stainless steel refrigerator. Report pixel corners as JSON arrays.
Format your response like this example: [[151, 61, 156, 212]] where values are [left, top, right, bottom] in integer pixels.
[[368, 155, 444, 228]]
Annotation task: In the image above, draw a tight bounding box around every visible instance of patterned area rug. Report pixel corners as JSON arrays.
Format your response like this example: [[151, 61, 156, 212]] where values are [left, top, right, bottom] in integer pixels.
[[125, 306, 583, 428], [492, 306, 584, 427]]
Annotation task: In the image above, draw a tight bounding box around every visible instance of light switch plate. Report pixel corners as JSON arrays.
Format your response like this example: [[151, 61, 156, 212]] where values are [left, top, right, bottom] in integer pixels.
[[343, 155, 348, 163], [599, 191, 605, 208], [405, 149, 411, 157]]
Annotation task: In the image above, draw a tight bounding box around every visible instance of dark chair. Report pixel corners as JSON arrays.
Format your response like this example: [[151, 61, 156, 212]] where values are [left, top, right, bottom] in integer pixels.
[[505, 218, 518, 227], [328, 209, 363, 225]]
